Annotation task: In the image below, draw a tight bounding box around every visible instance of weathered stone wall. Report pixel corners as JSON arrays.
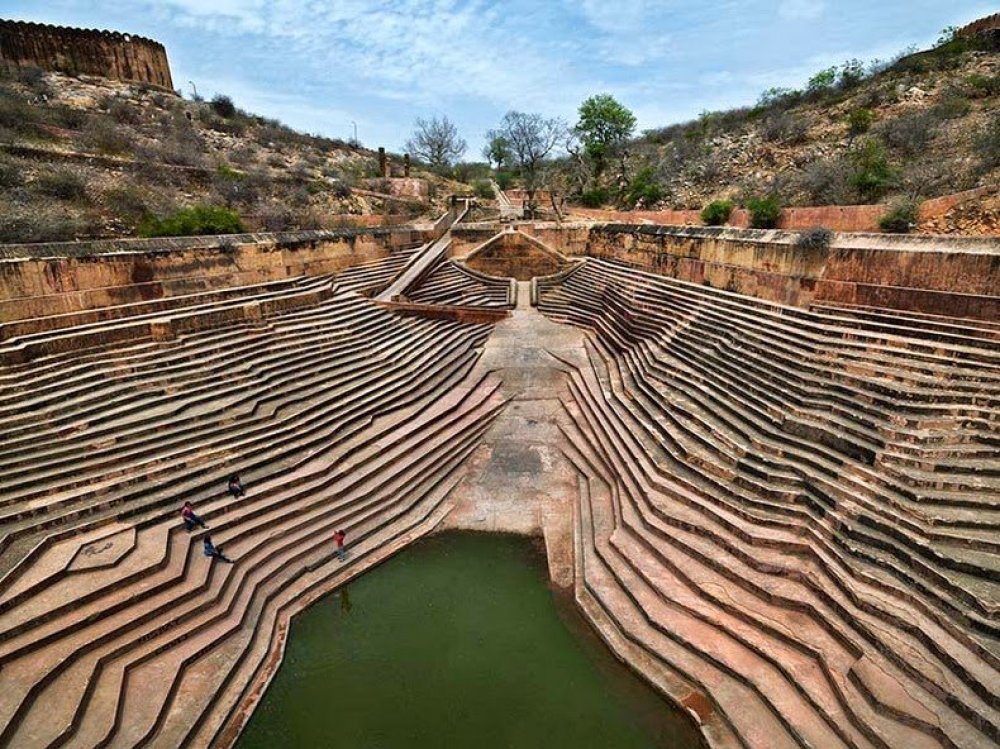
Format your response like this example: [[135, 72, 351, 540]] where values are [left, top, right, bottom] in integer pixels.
[[0, 227, 428, 322], [0, 19, 173, 89], [462, 231, 568, 281], [586, 224, 1000, 320]]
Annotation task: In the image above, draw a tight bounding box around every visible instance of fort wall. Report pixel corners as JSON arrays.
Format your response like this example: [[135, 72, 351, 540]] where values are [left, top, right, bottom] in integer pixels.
[[0, 19, 173, 89]]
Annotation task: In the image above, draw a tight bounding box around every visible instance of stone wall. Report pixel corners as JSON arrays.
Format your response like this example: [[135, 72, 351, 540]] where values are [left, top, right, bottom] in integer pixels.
[[0, 226, 428, 322], [570, 187, 1000, 235], [0, 19, 173, 89], [462, 230, 569, 281], [586, 224, 1000, 320]]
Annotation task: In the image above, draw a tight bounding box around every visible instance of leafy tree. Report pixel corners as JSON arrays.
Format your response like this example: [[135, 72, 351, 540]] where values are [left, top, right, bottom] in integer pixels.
[[622, 167, 663, 208], [493, 110, 567, 215], [807, 67, 837, 94], [574, 93, 637, 180], [848, 139, 897, 202], [482, 132, 513, 170], [210, 94, 236, 119], [847, 108, 873, 137], [838, 59, 866, 89], [405, 115, 467, 173]]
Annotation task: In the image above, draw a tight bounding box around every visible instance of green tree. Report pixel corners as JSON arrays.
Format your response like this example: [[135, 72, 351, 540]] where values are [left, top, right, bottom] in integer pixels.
[[482, 132, 512, 170], [574, 94, 637, 180], [848, 140, 897, 202], [807, 67, 837, 94]]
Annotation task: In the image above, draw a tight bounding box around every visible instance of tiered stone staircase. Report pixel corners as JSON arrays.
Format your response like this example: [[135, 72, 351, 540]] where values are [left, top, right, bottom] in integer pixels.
[[406, 261, 515, 308], [0, 270, 506, 746], [537, 257, 1000, 749]]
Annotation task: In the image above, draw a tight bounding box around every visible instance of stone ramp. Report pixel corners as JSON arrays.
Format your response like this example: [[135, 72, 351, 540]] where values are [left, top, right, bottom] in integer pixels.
[[536, 257, 1000, 748]]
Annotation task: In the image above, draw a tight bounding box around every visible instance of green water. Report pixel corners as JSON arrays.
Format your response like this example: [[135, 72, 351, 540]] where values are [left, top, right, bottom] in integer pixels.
[[237, 532, 704, 749]]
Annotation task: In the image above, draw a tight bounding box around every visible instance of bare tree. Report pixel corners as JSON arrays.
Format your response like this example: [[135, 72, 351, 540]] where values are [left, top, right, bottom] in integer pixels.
[[405, 115, 467, 173], [494, 111, 566, 216]]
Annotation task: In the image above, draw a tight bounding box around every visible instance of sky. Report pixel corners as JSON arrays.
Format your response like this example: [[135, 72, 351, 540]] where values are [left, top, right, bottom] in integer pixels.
[[1, 0, 994, 156]]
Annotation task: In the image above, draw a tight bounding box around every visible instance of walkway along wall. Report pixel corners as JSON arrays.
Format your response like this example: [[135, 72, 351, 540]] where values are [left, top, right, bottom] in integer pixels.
[[0, 225, 430, 322], [585, 224, 1000, 320]]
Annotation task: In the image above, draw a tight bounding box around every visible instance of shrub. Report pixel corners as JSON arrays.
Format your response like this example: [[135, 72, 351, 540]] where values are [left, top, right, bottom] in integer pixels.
[[50, 105, 89, 130], [965, 74, 1000, 98], [258, 203, 293, 232], [0, 93, 43, 137], [879, 112, 935, 156], [700, 199, 733, 226], [209, 94, 237, 119], [794, 158, 852, 205], [82, 117, 132, 155], [847, 108, 873, 136], [932, 89, 971, 120], [0, 208, 91, 243], [760, 111, 809, 143], [15, 64, 46, 88], [472, 179, 494, 200], [104, 96, 142, 125], [879, 199, 919, 233], [795, 226, 833, 250], [622, 167, 663, 208], [746, 195, 781, 229], [139, 205, 244, 237], [580, 187, 610, 207], [0, 157, 24, 188], [975, 114, 1000, 171], [34, 168, 88, 201], [495, 171, 514, 190], [330, 181, 352, 199], [103, 185, 150, 224], [848, 140, 896, 202]]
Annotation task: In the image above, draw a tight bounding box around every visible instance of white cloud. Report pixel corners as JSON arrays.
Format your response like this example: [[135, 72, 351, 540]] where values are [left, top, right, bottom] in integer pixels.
[[778, 0, 826, 21]]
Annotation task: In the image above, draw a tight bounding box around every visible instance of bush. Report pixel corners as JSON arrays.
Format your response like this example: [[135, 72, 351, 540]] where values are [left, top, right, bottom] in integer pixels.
[[746, 195, 781, 229], [0, 208, 92, 243], [879, 199, 919, 233], [622, 167, 663, 208], [975, 114, 1000, 171], [0, 157, 24, 188], [848, 140, 896, 202], [847, 108, 873, 136], [82, 117, 132, 155], [472, 179, 494, 199], [50, 105, 88, 130], [0, 93, 43, 137], [34, 168, 88, 201], [103, 185, 150, 224], [209, 94, 237, 119], [495, 171, 514, 190], [258, 203, 293, 232], [700, 199, 733, 226], [879, 112, 935, 156], [139, 205, 244, 237], [795, 226, 833, 250], [580, 187, 610, 207], [932, 89, 971, 120], [794, 158, 852, 205], [965, 74, 1000, 98], [760, 111, 809, 143]]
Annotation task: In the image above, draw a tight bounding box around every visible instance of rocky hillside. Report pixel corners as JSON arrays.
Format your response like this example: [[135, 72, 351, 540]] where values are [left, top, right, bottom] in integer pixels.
[[0, 70, 448, 243], [615, 30, 1000, 214]]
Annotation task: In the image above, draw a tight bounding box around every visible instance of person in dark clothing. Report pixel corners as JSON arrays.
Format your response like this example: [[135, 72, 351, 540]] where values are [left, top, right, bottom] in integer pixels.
[[228, 475, 245, 498], [181, 501, 207, 531], [333, 529, 348, 561], [203, 535, 234, 563]]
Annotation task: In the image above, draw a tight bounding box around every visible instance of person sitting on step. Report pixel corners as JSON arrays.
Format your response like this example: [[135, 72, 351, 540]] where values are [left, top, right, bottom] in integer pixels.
[[228, 474, 245, 498], [203, 535, 234, 564], [180, 501, 208, 531]]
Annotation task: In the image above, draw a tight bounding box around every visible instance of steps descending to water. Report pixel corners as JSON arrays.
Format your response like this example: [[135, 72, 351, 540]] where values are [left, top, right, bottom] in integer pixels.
[[0, 279, 506, 748], [538, 257, 1000, 749]]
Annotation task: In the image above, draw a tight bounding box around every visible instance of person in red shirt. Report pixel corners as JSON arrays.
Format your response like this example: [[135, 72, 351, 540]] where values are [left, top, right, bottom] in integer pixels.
[[180, 501, 208, 531], [333, 529, 348, 561]]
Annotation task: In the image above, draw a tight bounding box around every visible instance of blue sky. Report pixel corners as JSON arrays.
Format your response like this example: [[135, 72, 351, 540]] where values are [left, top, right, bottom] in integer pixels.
[[1, 0, 993, 156]]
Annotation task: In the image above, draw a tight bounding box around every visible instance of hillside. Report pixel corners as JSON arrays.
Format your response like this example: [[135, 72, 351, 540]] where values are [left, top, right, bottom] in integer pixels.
[[0, 70, 451, 243], [578, 28, 1000, 227]]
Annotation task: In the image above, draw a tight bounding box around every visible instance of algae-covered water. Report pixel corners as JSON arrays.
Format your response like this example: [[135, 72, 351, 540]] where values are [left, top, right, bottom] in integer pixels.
[[237, 532, 703, 749]]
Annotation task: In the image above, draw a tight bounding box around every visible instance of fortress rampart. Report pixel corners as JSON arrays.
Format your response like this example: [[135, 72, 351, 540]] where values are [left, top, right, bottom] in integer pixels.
[[957, 13, 1000, 39], [0, 19, 173, 89]]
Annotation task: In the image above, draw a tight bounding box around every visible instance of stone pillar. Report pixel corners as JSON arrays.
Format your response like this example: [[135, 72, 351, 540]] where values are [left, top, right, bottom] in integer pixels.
[[378, 147, 389, 178], [403, 154, 411, 177]]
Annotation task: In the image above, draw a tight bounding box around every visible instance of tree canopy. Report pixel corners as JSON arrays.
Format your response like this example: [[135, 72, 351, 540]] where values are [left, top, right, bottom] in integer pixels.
[[574, 94, 636, 177], [404, 115, 467, 172]]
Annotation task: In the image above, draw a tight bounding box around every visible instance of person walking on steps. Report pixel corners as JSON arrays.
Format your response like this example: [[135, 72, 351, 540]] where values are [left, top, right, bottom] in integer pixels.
[[204, 535, 234, 564], [180, 501, 208, 531], [228, 475, 245, 498], [334, 529, 348, 561]]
